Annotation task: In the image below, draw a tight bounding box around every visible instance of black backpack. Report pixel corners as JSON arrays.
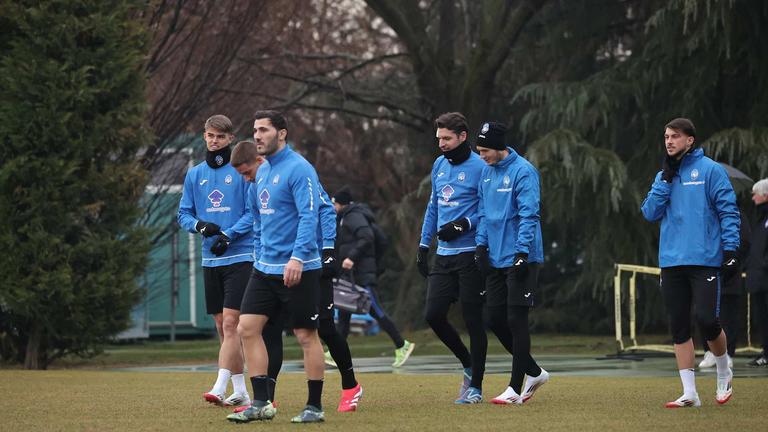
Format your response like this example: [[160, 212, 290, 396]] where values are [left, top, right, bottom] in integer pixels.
[[369, 221, 390, 267]]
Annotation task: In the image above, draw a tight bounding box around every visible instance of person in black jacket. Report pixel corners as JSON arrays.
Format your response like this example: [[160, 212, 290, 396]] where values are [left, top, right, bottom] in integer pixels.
[[332, 187, 415, 367], [698, 210, 751, 368], [746, 178, 768, 366]]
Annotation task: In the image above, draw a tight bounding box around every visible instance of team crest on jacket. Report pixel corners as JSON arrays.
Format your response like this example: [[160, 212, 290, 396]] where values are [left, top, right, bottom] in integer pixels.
[[208, 189, 224, 207], [259, 189, 271, 209], [272, 174, 280, 185], [690, 169, 699, 180], [458, 172, 466, 182], [441, 184, 455, 202], [225, 174, 232, 184], [503, 175, 511, 187]]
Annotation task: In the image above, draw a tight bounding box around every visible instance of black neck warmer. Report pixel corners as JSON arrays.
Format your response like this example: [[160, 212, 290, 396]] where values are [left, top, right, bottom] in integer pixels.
[[206, 146, 231, 169], [443, 140, 471, 165]]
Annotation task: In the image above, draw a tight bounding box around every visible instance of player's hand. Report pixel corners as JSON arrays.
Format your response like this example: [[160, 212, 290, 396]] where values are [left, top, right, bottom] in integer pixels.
[[436, 218, 470, 242], [510, 253, 528, 281], [475, 245, 491, 277], [284, 258, 304, 287], [416, 246, 429, 278], [721, 250, 739, 278], [209, 234, 231, 256], [322, 248, 338, 278], [341, 258, 354, 270], [661, 155, 677, 183], [196, 221, 221, 237]]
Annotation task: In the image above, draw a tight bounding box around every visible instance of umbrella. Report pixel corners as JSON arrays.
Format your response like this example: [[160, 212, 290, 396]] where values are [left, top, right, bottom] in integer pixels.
[[719, 162, 754, 193]]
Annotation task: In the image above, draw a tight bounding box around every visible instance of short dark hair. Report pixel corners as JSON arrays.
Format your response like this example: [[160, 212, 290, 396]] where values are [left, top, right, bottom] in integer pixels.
[[230, 140, 259, 167], [434, 112, 468, 136], [204, 114, 234, 134], [665, 118, 696, 138], [254, 110, 288, 133]]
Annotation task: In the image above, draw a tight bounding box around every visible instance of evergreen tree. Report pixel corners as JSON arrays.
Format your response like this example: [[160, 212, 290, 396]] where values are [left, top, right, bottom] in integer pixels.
[[0, 0, 151, 369], [515, 0, 768, 331]]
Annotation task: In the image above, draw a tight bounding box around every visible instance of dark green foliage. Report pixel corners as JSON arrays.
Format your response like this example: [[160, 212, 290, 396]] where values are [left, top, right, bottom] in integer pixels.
[[516, 0, 768, 332], [0, 0, 151, 368]]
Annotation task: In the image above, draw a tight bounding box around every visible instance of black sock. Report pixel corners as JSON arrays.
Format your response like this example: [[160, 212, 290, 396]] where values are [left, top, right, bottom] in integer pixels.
[[318, 317, 357, 389], [425, 297, 472, 368], [307, 380, 324, 409], [340, 367, 358, 390], [463, 302, 488, 389], [267, 378, 277, 402], [508, 306, 531, 394], [250, 375, 269, 402]]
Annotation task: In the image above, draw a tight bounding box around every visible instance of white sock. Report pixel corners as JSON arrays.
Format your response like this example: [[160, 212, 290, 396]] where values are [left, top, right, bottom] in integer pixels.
[[714, 353, 730, 377], [231, 373, 248, 395], [679, 368, 697, 396], [211, 368, 231, 395]]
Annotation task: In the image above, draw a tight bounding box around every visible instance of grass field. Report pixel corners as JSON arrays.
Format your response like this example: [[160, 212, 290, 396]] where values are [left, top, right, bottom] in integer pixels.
[[50, 332, 636, 369], [1, 370, 764, 431]]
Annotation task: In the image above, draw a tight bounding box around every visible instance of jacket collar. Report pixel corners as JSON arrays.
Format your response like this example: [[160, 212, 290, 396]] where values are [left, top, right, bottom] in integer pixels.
[[494, 146, 519, 168], [680, 147, 704, 167], [266, 144, 291, 164]]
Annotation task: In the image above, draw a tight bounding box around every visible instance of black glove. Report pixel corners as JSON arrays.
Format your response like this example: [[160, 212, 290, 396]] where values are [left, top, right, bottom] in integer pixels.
[[322, 248, 338, 278], [721, 250, 739, 278], [196, 221, 221, 237], [416, 246, 429, 278], [661, 155, 678, 183], [475, 245, 491, 277], [510, 253, 529, 281], [210, 234, 231, 256], [436, 218, 470, 242]]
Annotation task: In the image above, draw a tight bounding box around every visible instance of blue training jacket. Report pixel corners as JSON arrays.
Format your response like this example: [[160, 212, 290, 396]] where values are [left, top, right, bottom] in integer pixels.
[[177, 161, 254, 267], [249, 146, 321, 275], [476, 147, 544, 266], [317, 183, 336, 251], [640, 148, 739, 268], [420, 152, 486, 255]]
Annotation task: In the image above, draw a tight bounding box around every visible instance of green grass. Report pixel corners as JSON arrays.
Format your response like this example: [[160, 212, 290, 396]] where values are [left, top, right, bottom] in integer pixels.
[[1, 371, 763, 431], [47, 332, 635, 369]]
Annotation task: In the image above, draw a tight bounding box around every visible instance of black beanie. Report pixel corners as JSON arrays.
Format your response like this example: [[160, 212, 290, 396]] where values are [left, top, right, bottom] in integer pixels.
[[332, 188, 353, 205], [476, 121, 507, 150]]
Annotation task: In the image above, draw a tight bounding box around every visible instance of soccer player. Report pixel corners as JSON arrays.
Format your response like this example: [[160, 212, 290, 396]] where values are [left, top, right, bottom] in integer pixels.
[[417, 112, 488, 403], [228, 139, 363, 413], [226, 110, 326, 423], [177, 115, 254, 408], [475, 121, 549, 405], [641, 118, 739, 407]]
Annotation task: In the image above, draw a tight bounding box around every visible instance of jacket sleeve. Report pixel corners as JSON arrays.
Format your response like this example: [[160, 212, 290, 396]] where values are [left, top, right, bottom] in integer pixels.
[[476, 174, 488, 247], [343, 212, 374, 261], [289, 169, 320, 263], [514, 167, 541, 255], [737, 211, 751, 263], [640, 172, 671, 222], [419, 166, 438, 247], [318, 184, 336, 250], [247, 185, 262, 262], [709, 165, 740, 252], [222, 182, 254, 240], [177, 168, 200, 234]]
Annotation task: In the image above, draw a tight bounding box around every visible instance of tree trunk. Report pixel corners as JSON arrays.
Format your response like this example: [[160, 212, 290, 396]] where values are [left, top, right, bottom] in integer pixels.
[[23, 323, 44, 370]]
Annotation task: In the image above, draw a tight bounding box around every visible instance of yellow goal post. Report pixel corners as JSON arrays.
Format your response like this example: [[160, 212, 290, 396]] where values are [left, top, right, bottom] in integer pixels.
[[614, 263, 761, 354]]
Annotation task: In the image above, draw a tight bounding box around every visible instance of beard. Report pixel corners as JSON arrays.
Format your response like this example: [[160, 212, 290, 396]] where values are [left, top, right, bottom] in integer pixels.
[[257, 135, 279, 156]]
